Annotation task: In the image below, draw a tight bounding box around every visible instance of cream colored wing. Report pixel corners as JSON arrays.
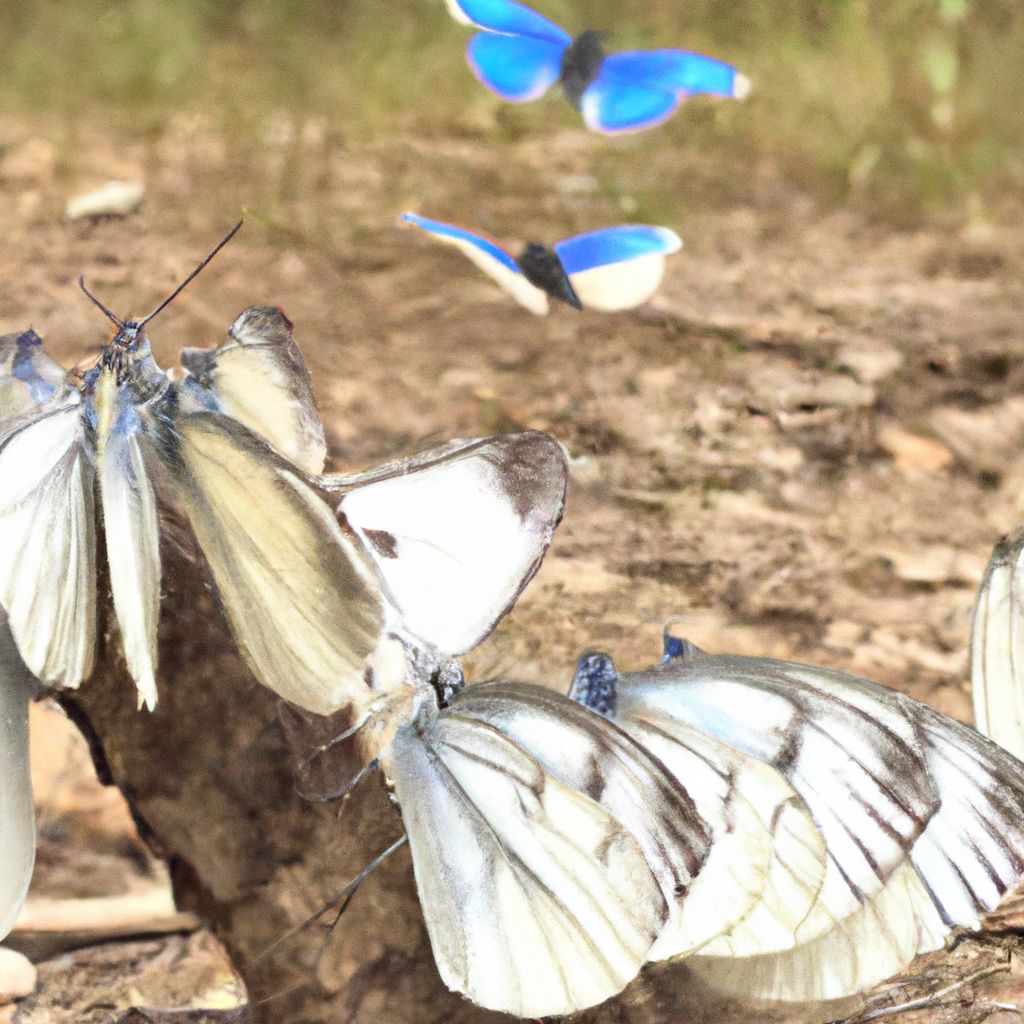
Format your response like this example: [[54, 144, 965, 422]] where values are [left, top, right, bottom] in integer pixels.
[[168, 412, 382, 714], [386, 706, 666, 1018], [568, 254, 667, 311], [335, 432, 568, 655], [0, 402, 96, 687], [0, 611, 37, 940], [178, 307, 327, 474], [971, 529, 1024, 759], [0, 329, 67, 421]]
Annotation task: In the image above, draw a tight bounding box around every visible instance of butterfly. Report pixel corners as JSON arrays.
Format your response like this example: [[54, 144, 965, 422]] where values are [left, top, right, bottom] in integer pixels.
[[402, 212, 682, 314], [971, 527, 1024, 760], [0, 227, 570, 716], [569, 628, 1024, 1002], [445, 0, 749, 133], [338, 642, 711, 1018]]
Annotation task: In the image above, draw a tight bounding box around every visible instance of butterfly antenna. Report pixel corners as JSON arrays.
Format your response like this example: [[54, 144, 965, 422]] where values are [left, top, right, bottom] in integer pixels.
[[252, 835, 408, 968], [77, 276, 125, 329], [136, 220, 244, 329]]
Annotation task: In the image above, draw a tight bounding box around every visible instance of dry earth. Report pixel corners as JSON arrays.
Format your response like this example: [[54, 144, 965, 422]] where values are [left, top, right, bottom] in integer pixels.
[[2, 113, 1024, 1022]]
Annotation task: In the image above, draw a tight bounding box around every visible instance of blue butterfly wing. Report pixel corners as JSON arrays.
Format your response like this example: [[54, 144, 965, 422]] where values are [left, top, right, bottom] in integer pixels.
[[446, 0, 570, 44], [467, 32, 566, 101], [402, 213, 519, 273], [603, 50, 745, 98], [580, 78, 681, 134], [554, 225, 682, 275]]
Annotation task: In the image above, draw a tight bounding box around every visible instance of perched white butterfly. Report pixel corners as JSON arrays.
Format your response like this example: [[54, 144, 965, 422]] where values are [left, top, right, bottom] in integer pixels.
[[0, 229, 569, 715], [402, 212, 682, 314], [338, 644, 711, 1019], [971, 528, 1024, 760], [570, 631, 1024, 1002]]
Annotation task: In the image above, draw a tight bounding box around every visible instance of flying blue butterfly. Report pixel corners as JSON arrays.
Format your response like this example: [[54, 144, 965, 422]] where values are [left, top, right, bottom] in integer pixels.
[[445, 0, 750, 134], [402, 212, 682, 314]]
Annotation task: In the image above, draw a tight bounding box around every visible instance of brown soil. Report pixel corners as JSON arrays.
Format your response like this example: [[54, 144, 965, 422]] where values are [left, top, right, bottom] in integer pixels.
[[2, 115, 1024, 1023]]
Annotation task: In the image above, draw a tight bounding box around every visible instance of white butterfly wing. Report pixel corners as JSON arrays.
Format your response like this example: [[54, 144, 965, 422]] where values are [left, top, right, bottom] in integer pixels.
[[0, 402, 96, 687], [386, 705, 667, 1017], [691, 861, 947, 1002], [0, 611, 36, 940], [567, 253, 668, 311], [971, 529, 1024, 759], [179, 307, 327, 475], [446, 683, 711, 927], [167, 412, 383, 714], [334, 432, 568, 656], [94, 371, 162, 711], [0, 329, 66, 420]]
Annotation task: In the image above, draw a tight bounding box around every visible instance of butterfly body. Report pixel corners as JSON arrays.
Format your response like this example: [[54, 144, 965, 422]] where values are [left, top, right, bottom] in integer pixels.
[[447, 0, 748, 133]]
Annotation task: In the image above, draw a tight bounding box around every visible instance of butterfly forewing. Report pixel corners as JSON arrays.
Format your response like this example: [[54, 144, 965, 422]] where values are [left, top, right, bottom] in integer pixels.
[[334, 431, 568, 656], [168, 412, 383, 715], [178, 306, 327, 475], [971, 530, 1024, 760], [0, 330, 66, 420], [0, 401, 96, 687], [386, 703, 667, 1018]]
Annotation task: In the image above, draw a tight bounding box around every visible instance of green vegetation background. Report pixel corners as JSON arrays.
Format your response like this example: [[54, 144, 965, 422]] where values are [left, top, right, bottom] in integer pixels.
[[1, 0, 1021, 221]]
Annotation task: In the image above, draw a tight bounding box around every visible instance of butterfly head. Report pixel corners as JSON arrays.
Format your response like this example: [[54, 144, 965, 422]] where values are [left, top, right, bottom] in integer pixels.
[[518, 243, 582, 310], [569, 651, 619, 717], [560, 30, 606, 110]]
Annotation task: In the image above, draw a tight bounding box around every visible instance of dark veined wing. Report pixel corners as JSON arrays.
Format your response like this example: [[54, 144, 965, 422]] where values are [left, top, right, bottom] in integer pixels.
[[0, 329, 67, 420], [165, 411, 383, 714], [971, 528, 1024, 759], [0, 398, 96, 688], [328, 431, 568, 656], [0, 609, 37, 940], [178, 307, 327, 475], [384, 694, 669, 1017]]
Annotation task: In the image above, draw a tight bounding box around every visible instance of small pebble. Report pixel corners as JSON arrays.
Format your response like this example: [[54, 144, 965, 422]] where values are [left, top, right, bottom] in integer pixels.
[[65, 179, 145, 220], [0, 946, 36, 1004]]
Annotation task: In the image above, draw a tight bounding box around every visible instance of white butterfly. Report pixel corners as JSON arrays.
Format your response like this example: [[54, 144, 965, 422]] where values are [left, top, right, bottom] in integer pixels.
[[350, 647, 711, 1018], [0, 236, 569, 715], [570, 632, 1024, 1002], [971, 527, 1024, 760]]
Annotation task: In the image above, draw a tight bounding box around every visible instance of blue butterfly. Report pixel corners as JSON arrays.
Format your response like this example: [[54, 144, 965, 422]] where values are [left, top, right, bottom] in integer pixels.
[[402, 212, 682, 314], [445, 0, 749, 134]]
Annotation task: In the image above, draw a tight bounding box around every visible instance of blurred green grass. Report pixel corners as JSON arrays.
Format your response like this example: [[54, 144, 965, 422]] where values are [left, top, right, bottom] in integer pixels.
[[1, 0, 1022, 222]]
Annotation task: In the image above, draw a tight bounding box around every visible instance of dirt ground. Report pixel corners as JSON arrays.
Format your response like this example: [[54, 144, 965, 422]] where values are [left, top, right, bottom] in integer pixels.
[[3, 112, 1024, 1022]]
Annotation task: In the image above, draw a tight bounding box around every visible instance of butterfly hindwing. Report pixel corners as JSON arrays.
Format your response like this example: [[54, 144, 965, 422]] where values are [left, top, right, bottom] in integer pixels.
[[178, 306, 327, 475], [332, 431, 568, 656], [467, 32, 566, 101], [0, 329, 66, 420]]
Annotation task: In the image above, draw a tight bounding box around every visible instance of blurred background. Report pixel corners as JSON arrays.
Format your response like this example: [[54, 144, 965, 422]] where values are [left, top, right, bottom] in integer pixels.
[[2, 1, 1024, 1022]]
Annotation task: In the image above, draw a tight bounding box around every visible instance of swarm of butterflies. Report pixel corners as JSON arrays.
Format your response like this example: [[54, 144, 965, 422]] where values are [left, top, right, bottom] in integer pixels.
[[4, 0, 1024, 1020]]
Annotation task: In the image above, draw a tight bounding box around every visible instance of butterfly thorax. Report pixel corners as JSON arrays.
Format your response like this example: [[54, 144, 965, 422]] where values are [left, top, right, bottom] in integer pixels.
[[559, 30, 606, 110], [518, 243, 582, 310]]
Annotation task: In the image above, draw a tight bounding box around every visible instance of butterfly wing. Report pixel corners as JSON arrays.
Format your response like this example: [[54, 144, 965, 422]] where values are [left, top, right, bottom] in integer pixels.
[[332, 431, 568, 655], [166, 411, 383, 714], [445, 0, 570, 43], [178, 306, 327, 475], [0, 610, 37, 940], [554, 226, 682, 310], [401, 213, 549, 314], [0, 400, 96, 688], [386, 702, 667, 1017], [971, 529, 1024, 759], [581, 50, 746, 134], [0, 329, 66, 420], [466, 33, 566, 102]]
